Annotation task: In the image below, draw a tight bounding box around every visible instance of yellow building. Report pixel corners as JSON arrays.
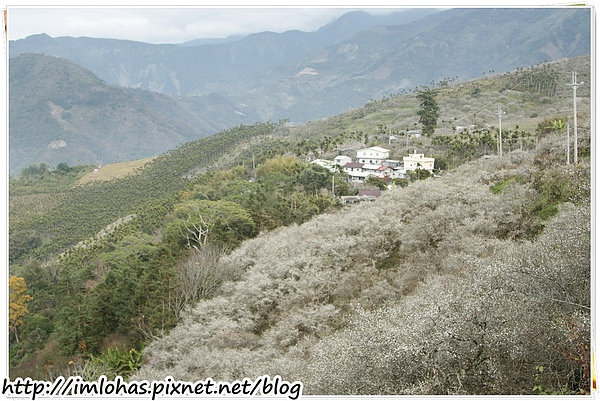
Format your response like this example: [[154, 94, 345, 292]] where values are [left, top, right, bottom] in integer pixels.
[[403, 151, 435, 172]]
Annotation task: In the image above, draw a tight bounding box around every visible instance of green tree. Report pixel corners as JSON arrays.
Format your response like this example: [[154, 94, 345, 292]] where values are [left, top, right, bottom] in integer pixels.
[[56, 162, 71, 173], [256, 155, 301, 180], [297, 164, 333, 194], [408, 166, 432, 181], [333, 175, 354, 196], [9, 230, 42, 263], [17, 313, 54, 358], [416, 87, 440, 136], [55, 294, 98, 355], [21, 163, 50, 178], [366, 176, 388, 190], [168, 199, 257, 249]]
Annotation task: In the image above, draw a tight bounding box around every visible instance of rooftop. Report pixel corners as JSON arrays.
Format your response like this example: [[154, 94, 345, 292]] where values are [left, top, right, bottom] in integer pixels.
[[358, 146, 390, 153]]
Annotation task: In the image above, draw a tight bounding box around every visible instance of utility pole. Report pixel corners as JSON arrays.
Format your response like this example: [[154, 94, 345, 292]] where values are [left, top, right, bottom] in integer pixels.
[[566, 123, 570, 165], [497, 105, 505, 157], [332, 175, 335, 197], [569, 72, 583, 164]]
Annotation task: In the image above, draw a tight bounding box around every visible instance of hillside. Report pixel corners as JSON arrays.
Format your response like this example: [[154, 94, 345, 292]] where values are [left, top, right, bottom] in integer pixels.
[[8, 53, 263, 174], [8, 56, 591, 394], [133, 136, 590, 395], [9, 54, 590, 259]]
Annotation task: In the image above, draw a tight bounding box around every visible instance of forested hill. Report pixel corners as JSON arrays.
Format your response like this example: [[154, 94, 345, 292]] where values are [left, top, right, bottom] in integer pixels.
[[8, 55, 591, 394], [8, 53, 264, 175], [9, 121, 280, 263]]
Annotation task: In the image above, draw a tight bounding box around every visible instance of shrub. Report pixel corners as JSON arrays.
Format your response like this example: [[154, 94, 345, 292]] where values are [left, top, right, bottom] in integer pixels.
[[302, 202, 590, 395]]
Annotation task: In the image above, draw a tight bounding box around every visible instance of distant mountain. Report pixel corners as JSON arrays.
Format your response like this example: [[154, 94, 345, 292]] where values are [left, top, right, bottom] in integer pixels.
[[9, 9, 441, 97], [10, 7, 590, 122], [179, 35, 247, 46], [9, 7, 591, 172], [216, 7, 591, 121], [8, 53, 263, 174]]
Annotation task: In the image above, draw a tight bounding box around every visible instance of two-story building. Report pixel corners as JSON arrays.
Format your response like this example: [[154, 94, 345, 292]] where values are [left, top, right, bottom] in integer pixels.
[[356, 146, 390, 165], [342, 162, 368, 182], [403, 150, 435, 172]]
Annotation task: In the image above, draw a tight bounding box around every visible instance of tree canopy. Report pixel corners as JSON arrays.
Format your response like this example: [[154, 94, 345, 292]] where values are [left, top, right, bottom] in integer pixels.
[[416, 87, 440, 136]]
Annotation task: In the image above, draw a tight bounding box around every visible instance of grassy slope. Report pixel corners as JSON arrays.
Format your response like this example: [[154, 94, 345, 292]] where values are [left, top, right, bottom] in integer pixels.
[[77, 157, 157, 185]]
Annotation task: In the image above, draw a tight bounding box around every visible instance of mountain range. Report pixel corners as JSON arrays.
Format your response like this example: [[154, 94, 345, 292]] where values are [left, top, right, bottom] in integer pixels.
[[8, 7, 591, 174], [9, 9, 440, 96]]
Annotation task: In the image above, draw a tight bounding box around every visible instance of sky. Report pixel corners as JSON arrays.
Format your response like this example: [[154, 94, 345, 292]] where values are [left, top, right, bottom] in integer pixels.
[[8, 7, 371, 44], [4, 1, 584, 45]]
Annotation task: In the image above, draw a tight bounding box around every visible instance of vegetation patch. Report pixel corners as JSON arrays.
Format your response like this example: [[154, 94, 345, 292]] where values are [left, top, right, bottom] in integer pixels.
[[77, 157, 156, 185]]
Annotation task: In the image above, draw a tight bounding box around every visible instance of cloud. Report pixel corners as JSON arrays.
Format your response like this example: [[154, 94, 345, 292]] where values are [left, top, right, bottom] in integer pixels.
[[8, 7, 362, 44]]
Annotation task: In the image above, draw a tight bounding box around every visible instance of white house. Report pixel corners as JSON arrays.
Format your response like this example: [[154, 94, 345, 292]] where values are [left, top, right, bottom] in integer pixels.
[[346, 171, 373, 183], [334, 155, 353, 166], [403, 151, 435, 172], [356, 146, 390, 165], [343, 162, 364, 174]]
